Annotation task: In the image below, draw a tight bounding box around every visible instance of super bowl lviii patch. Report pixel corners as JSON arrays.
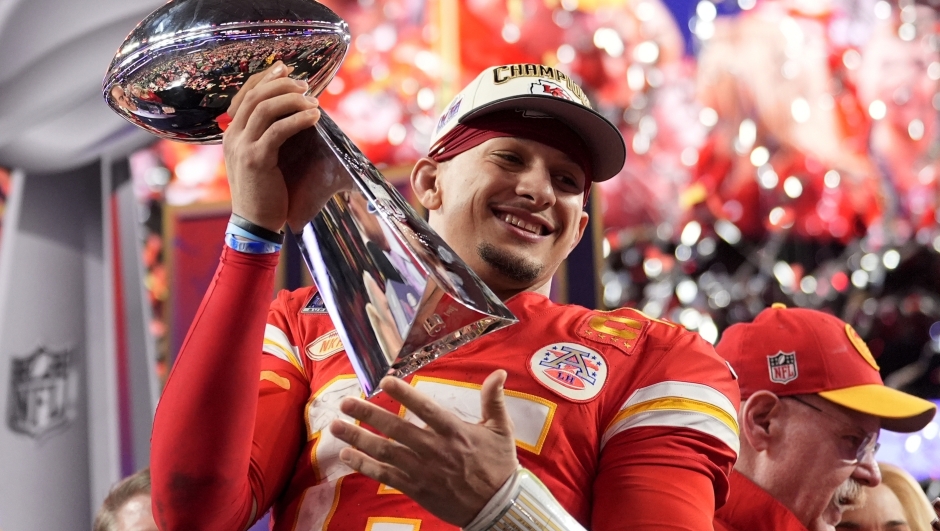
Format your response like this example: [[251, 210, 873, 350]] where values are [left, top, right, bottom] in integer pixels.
[[528, 343, 607, 402], [767, 351, 798, 384], [301, 292, 328, 314]]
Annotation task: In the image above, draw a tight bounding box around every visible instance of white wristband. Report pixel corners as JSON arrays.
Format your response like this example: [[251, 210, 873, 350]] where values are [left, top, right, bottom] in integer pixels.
[[462, 468, 587, 531], [462, 468, 522, 531]]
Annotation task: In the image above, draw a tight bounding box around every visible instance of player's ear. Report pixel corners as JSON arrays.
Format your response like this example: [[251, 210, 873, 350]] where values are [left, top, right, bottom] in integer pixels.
[[568, 210, 589, 253], [740, 391, 781, 453], [411, 157, 443, 211]]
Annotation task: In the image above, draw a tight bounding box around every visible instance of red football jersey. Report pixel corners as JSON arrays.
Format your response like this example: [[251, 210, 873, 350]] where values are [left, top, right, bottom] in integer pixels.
[[250, 287, 741, 531]]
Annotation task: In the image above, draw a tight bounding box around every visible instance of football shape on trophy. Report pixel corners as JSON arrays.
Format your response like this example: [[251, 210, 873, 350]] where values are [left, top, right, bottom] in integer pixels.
[[103, 0, 349, 142], [102, 0, 518, 397]]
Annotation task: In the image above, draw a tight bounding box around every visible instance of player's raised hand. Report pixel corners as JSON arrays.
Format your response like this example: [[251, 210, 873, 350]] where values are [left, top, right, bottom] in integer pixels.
[[328, 370, 519, 526], [223, 61, 350, 233]]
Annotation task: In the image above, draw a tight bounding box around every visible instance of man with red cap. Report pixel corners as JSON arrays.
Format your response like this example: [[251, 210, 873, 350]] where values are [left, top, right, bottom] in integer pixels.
[[714, 303, 936, 531], [150, 62, 741, 531]]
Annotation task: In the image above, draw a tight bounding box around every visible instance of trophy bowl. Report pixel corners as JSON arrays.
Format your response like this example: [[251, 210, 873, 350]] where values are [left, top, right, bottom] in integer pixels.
[[102, 0, 349, 143], [103, 0, 518, 397]]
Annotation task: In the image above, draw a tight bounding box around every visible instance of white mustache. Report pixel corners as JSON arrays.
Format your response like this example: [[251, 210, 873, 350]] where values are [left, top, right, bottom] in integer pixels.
[[832, 479, 865, 511]]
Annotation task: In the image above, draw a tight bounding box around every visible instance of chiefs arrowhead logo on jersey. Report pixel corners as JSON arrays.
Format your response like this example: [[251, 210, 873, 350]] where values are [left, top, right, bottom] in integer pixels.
[[528, 342, 607, 402], [530, 80, 572, 101]]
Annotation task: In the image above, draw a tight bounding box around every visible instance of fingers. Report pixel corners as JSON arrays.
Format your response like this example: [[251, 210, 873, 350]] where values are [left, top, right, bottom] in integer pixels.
[[329, 415, 424, 474], [379, 376, 460, 436], [228, 62, 295, 119], [229, 67, 314, 140], [336, 445, 413, 493], [337, 396, 432, 451], [241, 84, 319, 142], [230, 62, 288, 123], [480, 370, 514, 436], [254, 105, 320, 155]]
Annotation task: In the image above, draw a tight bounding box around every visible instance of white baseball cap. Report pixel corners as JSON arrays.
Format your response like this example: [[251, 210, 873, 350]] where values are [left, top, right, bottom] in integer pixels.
[[430, 64, 626, 182]]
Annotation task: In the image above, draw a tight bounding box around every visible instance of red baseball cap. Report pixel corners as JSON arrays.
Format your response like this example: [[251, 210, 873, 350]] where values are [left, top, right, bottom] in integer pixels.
[[716, 303, 936, 433]]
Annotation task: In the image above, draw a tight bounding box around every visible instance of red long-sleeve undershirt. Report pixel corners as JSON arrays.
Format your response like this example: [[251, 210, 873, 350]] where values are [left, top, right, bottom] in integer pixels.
[[150, 247, 278, 531], [149, 247, 735, 531]]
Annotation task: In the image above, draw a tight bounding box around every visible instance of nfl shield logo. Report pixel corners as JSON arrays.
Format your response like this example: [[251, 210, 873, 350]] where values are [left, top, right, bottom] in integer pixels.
[[767, 351, 798, 385], [7, 347, 75, 439]]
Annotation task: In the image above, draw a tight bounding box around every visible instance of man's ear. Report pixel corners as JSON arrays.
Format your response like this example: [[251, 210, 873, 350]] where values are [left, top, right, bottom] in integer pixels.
[[569, 210, 590, 253], [740, 391, 783, 453], [411, 157, 442, 211]]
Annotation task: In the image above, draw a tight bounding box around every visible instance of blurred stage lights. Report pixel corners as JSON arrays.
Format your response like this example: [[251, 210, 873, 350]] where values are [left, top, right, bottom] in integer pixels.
[[750, 146, 770, 167], [680, 221, 702, 246], [783, 176, 803, 198], [882, 249, 901, 269], [905, 434, 921, 453], [851, 270, 869, 288], [643, 257, 664, 278], [924, 422, 938, 440], [715, 219, 742, 244], [758, 166, 780, 189]]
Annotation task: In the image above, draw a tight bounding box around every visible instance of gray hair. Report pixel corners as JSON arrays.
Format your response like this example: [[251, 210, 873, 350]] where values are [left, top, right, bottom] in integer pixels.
[[93, 468, 152, 531]]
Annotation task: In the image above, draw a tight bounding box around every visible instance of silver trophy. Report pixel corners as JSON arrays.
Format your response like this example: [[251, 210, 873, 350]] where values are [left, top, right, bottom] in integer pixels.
[[103, 0, 516, 397]]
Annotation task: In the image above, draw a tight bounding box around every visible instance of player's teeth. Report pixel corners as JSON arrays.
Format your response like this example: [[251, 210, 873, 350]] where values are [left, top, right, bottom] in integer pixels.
[[502, 214, 540, 235]]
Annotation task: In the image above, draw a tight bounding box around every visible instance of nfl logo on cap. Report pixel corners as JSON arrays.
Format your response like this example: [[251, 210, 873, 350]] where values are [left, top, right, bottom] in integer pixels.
[[767, 351, 798, 384]]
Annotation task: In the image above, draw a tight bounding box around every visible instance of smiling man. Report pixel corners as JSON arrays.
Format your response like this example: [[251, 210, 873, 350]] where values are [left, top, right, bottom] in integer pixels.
[[714, 305, 936, 531], [150, 63, 740, 531]]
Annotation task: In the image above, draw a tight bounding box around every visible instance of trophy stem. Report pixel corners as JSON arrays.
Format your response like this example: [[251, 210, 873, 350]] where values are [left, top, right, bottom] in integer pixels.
[[294, 112, 517, 397]]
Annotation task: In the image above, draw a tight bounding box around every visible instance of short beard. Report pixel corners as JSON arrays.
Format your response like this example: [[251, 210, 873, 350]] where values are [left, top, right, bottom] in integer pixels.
[[832, 478, 866, 512], [478, 242, 543, 284]]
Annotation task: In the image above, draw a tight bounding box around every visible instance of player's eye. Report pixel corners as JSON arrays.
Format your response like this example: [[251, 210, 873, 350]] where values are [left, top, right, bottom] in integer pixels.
[[555, 174, 581, 192], [495, 152, 523, 165]]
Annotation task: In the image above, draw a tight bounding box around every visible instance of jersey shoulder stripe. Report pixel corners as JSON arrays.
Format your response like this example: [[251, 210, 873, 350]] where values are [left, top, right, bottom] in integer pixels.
[[262, 323, 307, 378], [601, 380, 739, 454]]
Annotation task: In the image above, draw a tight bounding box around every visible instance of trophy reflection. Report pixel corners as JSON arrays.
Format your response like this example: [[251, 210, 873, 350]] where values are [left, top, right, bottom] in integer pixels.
[[102, 0, 516, 397]]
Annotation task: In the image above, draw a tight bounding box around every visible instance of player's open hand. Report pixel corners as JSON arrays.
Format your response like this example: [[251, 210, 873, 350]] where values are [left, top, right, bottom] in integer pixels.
[[223, 61, 350, 233], [328, 370, 519, 526]]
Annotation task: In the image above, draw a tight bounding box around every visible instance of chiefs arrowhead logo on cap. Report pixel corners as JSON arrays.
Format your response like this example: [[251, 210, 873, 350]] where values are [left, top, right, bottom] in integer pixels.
[[845, 324, 880, 370], [530, 80, 572, 101]]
